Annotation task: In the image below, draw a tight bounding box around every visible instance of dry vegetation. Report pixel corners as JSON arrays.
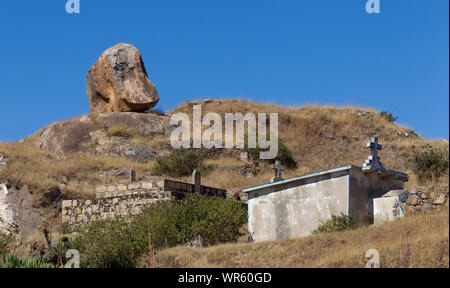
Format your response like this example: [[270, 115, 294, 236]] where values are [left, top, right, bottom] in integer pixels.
[[0, 99, 449, 266], [154, 207, 449, 268], [0, 142, 153, 204], [1, 99, 448, 201], [171, 100, 449, 191], [0, 103, 448, 205]]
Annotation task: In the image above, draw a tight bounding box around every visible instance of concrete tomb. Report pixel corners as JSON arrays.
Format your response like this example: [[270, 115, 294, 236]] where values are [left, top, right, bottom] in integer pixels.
[[243, 138, 408, 243]]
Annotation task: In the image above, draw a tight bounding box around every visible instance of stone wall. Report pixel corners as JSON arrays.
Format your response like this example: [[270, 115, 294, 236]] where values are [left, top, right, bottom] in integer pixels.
[[62, 180, 171, 226], [403, 184, 449, 214], [94, 180, 165, 199], [62, 178, 227, 227]]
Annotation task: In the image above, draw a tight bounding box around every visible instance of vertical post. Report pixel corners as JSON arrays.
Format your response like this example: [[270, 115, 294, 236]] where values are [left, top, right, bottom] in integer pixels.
[[130, 169, 136, 182], [148, 215, 154, 268], [193, 169, 201, 193]]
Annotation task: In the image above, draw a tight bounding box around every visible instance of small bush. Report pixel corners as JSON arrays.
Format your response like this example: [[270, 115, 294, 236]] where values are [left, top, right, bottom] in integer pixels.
[[0, 254, 54, 268], [380, 111, 398, 123], [152, 149, 206, 178], [71, 217, 142, 268], [136, 194, 248, 247], [248, 138, 297, 169], [312, 214, 355, 235], [70, 194, 247, 268], [413, 148, 449, 183]]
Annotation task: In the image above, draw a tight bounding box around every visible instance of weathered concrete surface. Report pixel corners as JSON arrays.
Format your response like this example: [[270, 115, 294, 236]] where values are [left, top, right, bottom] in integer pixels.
[[246, 167, 407, 243], [373, 196, 404, 225], [350, 170, 405, 225], [248, 170, 349, 242]]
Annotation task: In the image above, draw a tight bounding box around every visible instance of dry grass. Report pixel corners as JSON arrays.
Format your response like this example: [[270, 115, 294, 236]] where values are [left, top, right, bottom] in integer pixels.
[[0, 100, 448, 263], [106, 124, 137, 138], [155, 207, 449, 268], [1, 99, 448, 202], [170, 99, 449, 190], [0, 142, 153, 203], [204, 156, 246, 167]]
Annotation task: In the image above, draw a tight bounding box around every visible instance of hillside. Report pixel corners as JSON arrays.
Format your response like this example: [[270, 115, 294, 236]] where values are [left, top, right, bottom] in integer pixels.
[[1, 100, 448, 196], [153, 207, 449, 268], [0, 99, 449, 248]]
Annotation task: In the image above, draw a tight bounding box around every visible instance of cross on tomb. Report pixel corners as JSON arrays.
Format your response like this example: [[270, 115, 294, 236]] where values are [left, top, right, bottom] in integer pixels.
[[271, 160, 285, 183], [363, 137, 384, 171]]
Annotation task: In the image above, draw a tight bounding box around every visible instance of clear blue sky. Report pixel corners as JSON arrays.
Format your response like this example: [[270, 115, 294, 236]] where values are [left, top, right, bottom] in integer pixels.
[[0, 0, 448, 142]]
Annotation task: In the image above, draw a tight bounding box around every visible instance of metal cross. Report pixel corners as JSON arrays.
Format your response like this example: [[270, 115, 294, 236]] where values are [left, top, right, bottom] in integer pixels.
[[367, 137, 382, 158], [271, 160, 285, 180]]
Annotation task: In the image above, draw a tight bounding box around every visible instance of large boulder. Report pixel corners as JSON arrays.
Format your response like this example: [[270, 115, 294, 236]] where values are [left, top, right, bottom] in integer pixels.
[[35, 116, 98, 154], [87, 43, 159, 114]]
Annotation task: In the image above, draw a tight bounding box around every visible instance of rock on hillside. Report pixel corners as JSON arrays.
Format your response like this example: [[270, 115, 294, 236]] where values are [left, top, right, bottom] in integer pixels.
[[87, 43, 159, 114], [0, 183, 41, 236], [35, 112, 170, 157]]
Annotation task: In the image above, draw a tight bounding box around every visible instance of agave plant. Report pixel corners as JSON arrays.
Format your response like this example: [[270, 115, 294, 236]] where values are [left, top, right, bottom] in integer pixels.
[[0, 254, 54, 269]]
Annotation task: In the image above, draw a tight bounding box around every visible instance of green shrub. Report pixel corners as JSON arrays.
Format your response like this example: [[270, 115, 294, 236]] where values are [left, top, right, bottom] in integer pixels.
[[312, 214, 355, 235], [136, 194, 248, 247], [71, 217, 143, 268], [71, 194, 247, 268], [0, 231, 13, 259], [380, 111, 398, 123], [152, 149, 206, 178], [413, 148, 449, 183], [0, 254, 54, 268], [248, 138, 297, 169]]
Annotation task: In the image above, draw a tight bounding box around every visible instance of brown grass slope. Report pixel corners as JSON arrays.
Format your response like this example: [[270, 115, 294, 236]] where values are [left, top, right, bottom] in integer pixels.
[[171, 100, 449, 190], [154, 208, 449, 268], [0, 99, 448, 219]]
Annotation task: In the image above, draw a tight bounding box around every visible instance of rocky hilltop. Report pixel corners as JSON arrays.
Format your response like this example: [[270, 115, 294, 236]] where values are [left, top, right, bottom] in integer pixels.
[[34, 112, 170, 161], [34, 43, 170, 160]]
